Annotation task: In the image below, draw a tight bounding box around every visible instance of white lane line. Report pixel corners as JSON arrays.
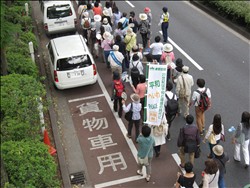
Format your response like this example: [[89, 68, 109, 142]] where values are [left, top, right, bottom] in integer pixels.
[[95, 175, 145, 188], [68, 93, 105, 103], [159, 31, 204, 71], [172, 153, 199, 188], [125, 0, 135, 8]]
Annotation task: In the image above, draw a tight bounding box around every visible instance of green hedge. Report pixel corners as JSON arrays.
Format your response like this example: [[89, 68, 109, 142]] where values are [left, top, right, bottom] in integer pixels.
[[202, 0, 250, 27], [1, 141, 60, 188]]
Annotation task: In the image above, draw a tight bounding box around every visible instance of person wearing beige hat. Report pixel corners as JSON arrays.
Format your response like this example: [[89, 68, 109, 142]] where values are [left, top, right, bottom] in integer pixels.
[[122, 93, 142, 141], [175, 66, 194, 118], [124, 27, 137, 62], [160, 43, 175, 64], [101, 31, 114, 68], [138, 13, 150, 48], [212, 145, 229, 188], [102, 9, 113, 27], [108, 45, 124, 76], [81, 11, 91, 45]]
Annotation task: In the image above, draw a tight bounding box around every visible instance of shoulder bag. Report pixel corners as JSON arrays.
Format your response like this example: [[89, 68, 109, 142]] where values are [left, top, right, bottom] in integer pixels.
[[124, 103, 133, 121]]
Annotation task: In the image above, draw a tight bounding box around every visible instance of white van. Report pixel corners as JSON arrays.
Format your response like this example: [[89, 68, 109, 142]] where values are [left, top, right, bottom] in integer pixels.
[[43, 1, 77, 35], [46, 35, 98, 90]]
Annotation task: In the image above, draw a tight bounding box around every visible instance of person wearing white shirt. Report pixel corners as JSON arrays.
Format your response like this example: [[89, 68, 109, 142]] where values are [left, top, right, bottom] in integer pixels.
[[203, 114, 225, 158], [150, 36, 164, 63], [191, 78, 211, 134], [108, 45, 124, 77]]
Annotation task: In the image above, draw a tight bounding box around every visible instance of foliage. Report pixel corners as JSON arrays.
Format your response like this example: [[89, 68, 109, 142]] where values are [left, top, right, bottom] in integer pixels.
[[202, 0, 250, 26], [0, 74, 45, 125], [19, 31, 38, 50], [1, 117, 40, 142], [6, 52, 38, 77], [1, 141, 60, 188], [6, 39, 31, 57]]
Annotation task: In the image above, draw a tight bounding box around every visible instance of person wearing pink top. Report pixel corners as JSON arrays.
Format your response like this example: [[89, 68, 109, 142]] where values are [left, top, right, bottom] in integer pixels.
[[160, 43, 175, 64], [131, 75, 147, 122]]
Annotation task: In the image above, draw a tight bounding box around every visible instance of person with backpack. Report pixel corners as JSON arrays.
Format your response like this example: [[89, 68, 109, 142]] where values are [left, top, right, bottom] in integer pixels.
[[129, 54, 143, 88], [108, 45, 124, 77], [164, 81, 178, 140], [191, 78, 211, 135], [81, 11, 92, 45], [158, 7, 170, 43], [111, 71, 125, 118], [175, 66, 194, 118], [122, 93, 142, 141], [138, 13, 150, 48]]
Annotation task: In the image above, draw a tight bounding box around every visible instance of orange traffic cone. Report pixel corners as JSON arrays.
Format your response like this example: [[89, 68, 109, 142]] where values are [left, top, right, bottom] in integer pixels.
[[43, 129, 57, 155]]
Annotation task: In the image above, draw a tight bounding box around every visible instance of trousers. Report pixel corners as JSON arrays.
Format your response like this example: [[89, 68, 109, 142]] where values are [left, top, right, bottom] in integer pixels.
[[234, 139, 249, 165]]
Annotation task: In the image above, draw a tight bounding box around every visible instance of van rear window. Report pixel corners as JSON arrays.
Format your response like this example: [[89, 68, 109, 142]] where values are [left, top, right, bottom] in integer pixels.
[[56, 55, 92, 71], [47, 4, 72, 19]]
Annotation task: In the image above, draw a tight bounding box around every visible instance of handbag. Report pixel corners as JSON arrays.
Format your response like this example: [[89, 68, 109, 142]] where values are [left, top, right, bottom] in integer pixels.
[[124, 103, 133, 121], [220, 133, 225, 142], [179, 75, 186, 98], [208, 132, 216, 144], [195, 146, 201, 158], [153, 125, 164, 137]]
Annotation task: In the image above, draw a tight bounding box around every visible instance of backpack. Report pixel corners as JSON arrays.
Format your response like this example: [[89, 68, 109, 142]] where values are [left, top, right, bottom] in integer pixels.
[[196, 88, 210, 112], [83, 18, 90, 29], [130, 62, 140, 78], [165, 93, 178, 116], [139, 20, 148, 34], [90, 29, 96, 40], [163, 13, 169, 22], [114, 79, 124, 97]]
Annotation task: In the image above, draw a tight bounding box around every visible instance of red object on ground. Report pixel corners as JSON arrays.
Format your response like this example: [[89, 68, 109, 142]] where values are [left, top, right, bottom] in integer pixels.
[[43, 129, 57, 155]]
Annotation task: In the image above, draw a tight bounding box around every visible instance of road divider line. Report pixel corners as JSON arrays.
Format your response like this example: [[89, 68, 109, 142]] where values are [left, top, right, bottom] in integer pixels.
[[159, 31, 204, 71], [68, 94, 105, 103], [95, 175, 144, 188], [172, 153, 199, 188], [125, 0, 135, 8]]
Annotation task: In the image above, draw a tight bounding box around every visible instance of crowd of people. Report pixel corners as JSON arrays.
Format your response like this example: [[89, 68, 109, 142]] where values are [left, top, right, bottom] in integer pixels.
[[77, 0, 250, 187]]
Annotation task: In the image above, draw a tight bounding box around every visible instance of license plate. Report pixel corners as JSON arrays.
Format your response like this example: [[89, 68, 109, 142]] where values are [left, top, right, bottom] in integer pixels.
[[70, 71, 84, 78]]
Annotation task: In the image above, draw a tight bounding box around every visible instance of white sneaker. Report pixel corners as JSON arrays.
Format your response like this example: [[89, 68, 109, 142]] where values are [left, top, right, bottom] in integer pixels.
[[146, 175, 150, 182], [137, 170, 143, 176]]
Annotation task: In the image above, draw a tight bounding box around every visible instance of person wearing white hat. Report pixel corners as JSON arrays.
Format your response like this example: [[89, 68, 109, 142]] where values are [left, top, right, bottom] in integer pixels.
[[175, 65, 194, 118], [108, 45, 124, 76], [90, 14, 102, 58], [122, 93, 142, 141], [138, 13, 150, 48], [160, 43, 175, 63], [101, 31, 114, 68], [102, 9, 113, 27], [101, 18, 112, 33], [81, 11, 91, 45], [124, 27, 137, 66], [212, 145, 229, 188]]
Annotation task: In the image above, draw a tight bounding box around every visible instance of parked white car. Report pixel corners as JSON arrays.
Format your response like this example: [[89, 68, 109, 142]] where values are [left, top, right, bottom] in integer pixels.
[[46, 35, 98, 89], [43, 1, 77, 36]]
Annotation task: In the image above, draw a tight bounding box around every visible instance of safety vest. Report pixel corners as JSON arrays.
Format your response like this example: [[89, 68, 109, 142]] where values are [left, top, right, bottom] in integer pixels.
[[163, 13, 169, 22]]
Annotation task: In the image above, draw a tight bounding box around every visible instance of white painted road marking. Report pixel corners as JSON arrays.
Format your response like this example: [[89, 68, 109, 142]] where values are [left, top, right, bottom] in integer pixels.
[[68, 93, 105, 103], [159, 31, 204, 71], [172, 153, 199, 188], [125, 0, 135, 8]]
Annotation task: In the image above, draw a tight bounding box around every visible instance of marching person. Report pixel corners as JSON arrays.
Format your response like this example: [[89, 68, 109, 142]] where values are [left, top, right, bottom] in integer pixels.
[[212, 145, 230, 188], [111, 71, 125, 118], [149, 36, 163, 63], [203, 114, 225, 158], [175, 162, 196, 188], [138, 13, 150, 48], [201, 160, 220, 188], [101, 31, 113, 68], [232, 111, 250, 169], [177, 115, 200, 168], [191, 78, 212, 135], [108, 45, 124, 77], [124, 27, 137, 66], [158, 6, 170, 43], [122, 94, 142, 141], [175, 66, 194, 118], [136, 125, 155, 182]]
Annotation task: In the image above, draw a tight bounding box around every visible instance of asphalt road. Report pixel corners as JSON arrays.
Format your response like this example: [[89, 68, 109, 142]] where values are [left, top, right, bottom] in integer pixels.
[[31, 1, 249, 187]]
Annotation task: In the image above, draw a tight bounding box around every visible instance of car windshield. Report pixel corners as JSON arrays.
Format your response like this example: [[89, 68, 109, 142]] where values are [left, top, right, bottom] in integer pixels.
[[47, 4, 72, 19], [56, 55, 92, 71]]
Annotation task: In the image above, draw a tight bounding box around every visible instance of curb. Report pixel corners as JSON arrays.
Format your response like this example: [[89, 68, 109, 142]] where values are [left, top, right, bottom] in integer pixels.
[[190, 0, 250, 40]]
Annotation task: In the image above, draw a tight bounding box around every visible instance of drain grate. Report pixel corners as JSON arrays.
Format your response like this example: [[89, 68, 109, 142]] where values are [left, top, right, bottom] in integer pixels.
[[70, 171, 86, 185]]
